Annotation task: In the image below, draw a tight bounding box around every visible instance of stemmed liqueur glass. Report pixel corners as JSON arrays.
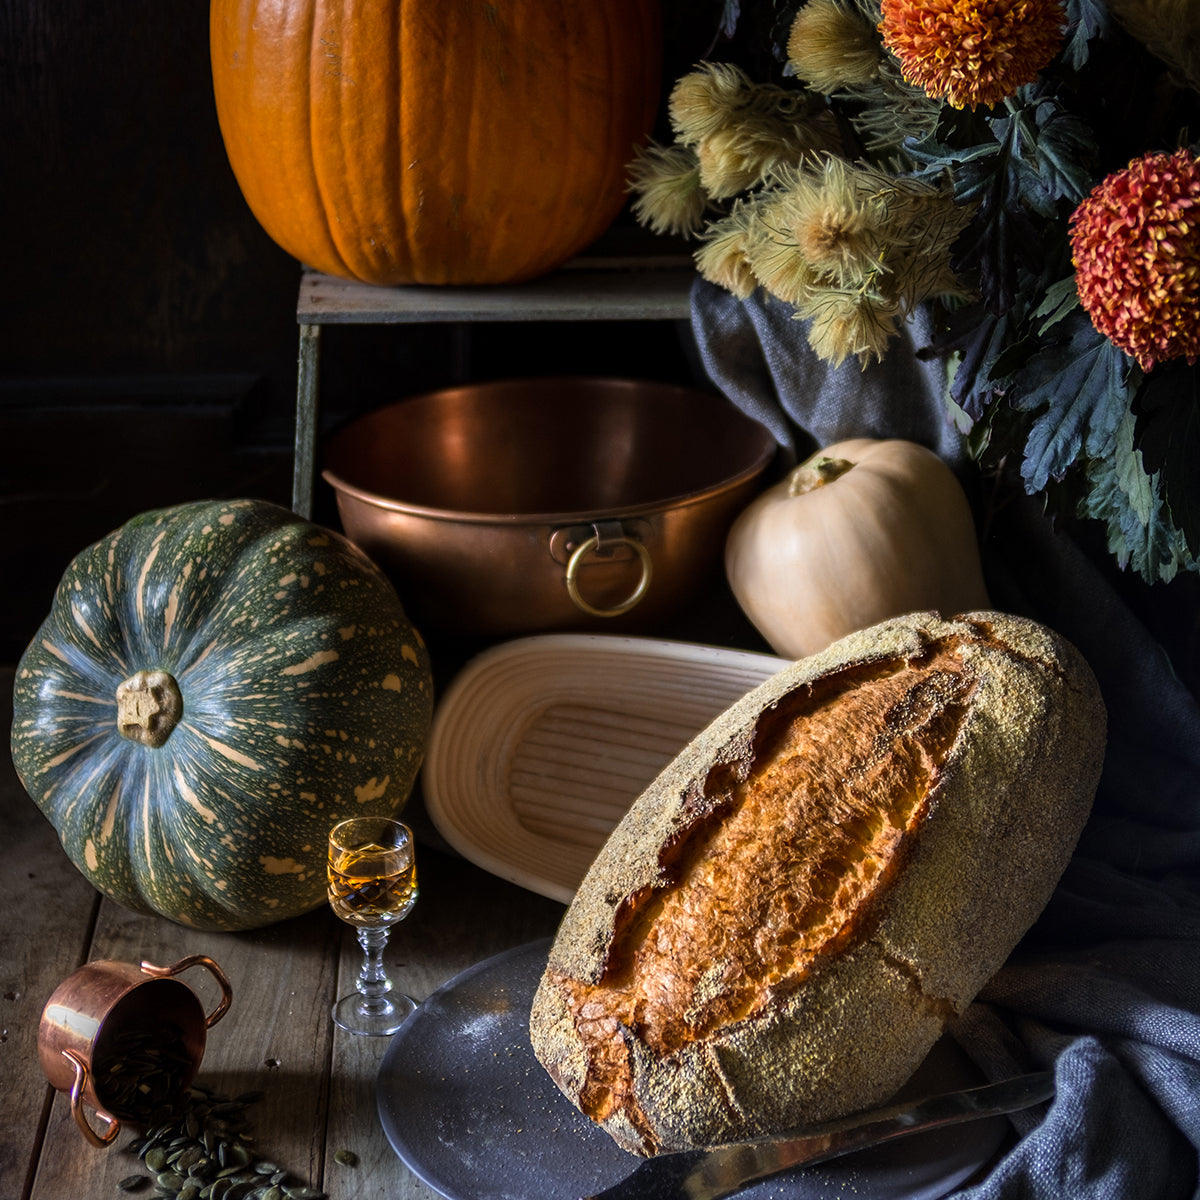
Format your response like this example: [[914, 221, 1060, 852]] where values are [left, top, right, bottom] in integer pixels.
[[327, 817, 419, 1036]]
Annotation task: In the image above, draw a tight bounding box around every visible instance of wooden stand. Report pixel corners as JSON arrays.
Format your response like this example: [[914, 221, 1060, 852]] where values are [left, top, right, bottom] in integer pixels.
[[291, 256, 696, 516]]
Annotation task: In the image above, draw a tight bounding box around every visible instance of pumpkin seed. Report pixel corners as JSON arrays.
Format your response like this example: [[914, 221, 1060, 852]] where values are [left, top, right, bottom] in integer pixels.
[[187, 1156, 213, 1178], [118, 1176, 150, 1192], [183, 1148, 210, 1171], [333, 1149, 358, 1167], [110, 1083, 325, 1200], [95, 1025, 193, 1123]]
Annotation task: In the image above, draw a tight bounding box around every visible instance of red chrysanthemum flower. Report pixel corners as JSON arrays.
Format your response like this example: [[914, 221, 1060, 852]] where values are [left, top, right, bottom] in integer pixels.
[[1070, 148, 1200, 373], [879, 0, 1066, 109]]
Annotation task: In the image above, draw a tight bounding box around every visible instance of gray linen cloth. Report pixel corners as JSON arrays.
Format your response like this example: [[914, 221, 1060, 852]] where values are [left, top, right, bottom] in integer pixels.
[[691, 277, 1200, 1198]]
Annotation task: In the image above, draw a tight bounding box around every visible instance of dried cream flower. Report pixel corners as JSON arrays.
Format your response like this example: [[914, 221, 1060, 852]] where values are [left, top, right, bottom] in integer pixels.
[[785, 1, 940, 150], [795, 288, 901, 365], [694, 206, 761, 299], [668, 63, 842, 198], [763, 158, 888, 286], [669, 63, 758, 147], [627, 142, 708, 237], [744, 156, 972, 364], [694, 109, 841, 199], [746, 223, 821, 307], [788, 0, 886, 93]]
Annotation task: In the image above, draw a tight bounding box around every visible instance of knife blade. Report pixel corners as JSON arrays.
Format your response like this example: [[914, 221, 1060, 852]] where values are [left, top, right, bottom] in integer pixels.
[[578, 1069, 1055, 1200]]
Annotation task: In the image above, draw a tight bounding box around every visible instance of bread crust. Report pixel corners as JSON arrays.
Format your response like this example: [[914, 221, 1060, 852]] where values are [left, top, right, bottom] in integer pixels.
[[529, 611, 1106, 1155]]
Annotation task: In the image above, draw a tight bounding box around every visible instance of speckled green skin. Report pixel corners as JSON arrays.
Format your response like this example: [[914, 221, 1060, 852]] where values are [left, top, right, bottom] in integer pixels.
[[11, 499, 433, 931], [531, 611, 1107, 1156]]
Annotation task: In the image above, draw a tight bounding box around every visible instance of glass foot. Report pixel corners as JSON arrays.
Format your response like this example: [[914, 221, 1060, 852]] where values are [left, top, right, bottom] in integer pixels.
[[331, 990, 417, 1037]]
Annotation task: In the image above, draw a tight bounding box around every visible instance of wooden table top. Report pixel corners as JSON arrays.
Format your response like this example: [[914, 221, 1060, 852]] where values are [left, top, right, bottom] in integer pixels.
[[1, 665, 568, 1200]]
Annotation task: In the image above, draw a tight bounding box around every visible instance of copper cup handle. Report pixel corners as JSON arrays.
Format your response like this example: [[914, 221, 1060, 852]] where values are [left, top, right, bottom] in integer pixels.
[[63, 1049, 121, 1147], [564, 533, 653, 618], [139, 955, 233, 1028]]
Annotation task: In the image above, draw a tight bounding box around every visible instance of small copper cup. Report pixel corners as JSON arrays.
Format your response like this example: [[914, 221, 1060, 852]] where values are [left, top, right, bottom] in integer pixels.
[[38, 955, 232, 1146]]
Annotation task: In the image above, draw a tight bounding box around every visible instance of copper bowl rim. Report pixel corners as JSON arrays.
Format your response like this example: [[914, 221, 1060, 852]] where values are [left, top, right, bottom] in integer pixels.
[[320, 463, 775, 525], [320, 377, 778, 525]]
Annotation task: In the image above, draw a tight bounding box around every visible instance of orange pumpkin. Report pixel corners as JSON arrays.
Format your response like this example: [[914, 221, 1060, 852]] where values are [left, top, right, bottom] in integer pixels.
[[210, 0, 662, 286]]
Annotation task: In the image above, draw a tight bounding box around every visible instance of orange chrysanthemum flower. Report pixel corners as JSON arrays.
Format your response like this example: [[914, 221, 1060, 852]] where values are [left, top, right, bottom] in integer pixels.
[[1070, 148, 1200, 373], [879, 0, 1066, 109]]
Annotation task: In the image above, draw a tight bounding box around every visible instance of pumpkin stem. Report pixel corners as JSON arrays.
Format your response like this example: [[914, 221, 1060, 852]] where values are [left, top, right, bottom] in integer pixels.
[[786, 455, 855, 497], [116, 670, 184, 748]]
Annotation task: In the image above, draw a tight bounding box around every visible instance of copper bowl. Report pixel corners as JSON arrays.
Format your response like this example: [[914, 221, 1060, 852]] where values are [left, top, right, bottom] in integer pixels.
[[321, 378, 776, 637], [38, 955, 232, 1146]]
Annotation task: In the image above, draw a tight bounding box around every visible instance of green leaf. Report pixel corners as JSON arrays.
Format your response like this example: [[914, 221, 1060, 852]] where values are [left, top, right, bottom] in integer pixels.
[[908, 89, 1093, 313], [924, 303, 1016, 421], [1011, 311, 1133, 492], [1033, 276, 1080, 333], [915, 141, 1003, 209], [913, 106, 1075, 312], [986, 91, 1096, 220], [905, 107, 1003, 193], [1012, 97, 1097, 210], [1061, 0, 1114, 72], [1080, 411, 1192, 582]]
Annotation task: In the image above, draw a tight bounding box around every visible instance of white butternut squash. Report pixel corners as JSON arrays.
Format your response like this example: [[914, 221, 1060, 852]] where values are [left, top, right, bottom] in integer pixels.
[[725, 439, 991, 659]]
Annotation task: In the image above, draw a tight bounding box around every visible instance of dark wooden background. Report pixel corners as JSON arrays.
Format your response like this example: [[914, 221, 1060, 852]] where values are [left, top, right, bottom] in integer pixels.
[[5, 2, 1196, 689], [1, 1, 789, 662]]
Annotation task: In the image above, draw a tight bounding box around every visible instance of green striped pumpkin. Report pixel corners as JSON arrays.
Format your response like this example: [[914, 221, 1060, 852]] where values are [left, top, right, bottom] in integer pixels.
[[11, 499, 434, 931]]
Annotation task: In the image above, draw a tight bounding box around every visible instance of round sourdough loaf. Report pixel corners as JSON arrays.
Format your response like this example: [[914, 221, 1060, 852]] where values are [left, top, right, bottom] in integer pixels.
[[529, 611, 1106, 1156]]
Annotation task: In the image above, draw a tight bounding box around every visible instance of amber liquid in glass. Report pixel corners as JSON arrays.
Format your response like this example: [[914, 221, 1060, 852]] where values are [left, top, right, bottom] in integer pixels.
[[328, 843, 418, 927]]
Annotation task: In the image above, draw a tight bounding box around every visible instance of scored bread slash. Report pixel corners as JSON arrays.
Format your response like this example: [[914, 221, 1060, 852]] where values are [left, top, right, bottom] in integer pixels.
[[530, 610, 1106, 1157]]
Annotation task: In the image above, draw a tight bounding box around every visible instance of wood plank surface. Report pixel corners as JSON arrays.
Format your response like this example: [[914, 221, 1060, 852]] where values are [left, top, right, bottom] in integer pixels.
[[13, 848, 566, 1200], [1, 667, 103, 1197], [3, 651, 570, 1200], [28, 901, 341, 1199], [323, 848, 564, 1199]]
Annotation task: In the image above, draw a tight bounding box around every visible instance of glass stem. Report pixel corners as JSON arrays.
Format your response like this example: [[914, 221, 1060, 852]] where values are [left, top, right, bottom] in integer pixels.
[[355, 925, 393, 1013]]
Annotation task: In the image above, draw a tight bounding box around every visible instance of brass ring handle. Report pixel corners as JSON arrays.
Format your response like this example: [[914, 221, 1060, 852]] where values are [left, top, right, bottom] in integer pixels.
[[63, 1049, 120, 1147], [140, 955, 233, 1028], [564, 534, 652, 618]]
